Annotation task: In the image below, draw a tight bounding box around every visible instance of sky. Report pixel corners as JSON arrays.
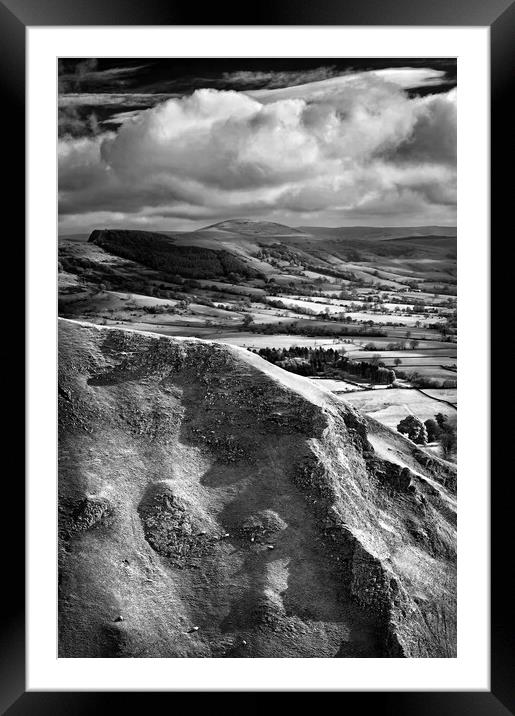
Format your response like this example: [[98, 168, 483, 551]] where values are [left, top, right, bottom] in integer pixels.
[[58, 58, 457, 234]]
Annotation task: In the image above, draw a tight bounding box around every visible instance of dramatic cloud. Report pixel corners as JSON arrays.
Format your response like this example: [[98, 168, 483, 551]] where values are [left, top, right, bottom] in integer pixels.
[[220, 66, 340, 89], [58, 69, 456, 231], [58, 93, 178, 137], [58, 59, 151, 93], [248, 68, 448, 103], [58, 59, 157, 137], [58, 93, 177, 108]]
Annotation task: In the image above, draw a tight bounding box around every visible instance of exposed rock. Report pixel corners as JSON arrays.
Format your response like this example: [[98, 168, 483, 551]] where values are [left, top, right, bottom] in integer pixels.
[[138, 486, 216, 568], [234, 510, 288, 543], [69, 496, 113, 534]]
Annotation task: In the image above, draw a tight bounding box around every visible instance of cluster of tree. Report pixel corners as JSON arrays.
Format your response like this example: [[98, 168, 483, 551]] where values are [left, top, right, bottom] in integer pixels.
[[431, 285, 457, 296], [394, 370, 457, 389], [256, 245, 359, 283], [301, 264, 358, 282], [431, 413, 457, 457], [141, 304, 174, 315], [256, 244, 304, 266], [58, 252, 195, 305], [143, 285, 185, 300], [396, 415, 429, 444], [262, 281, 340, 298], [241, 314, 254, 329], [266, 298, 351, 322], [246, 320, 387, 338], [89, 229, 259, 280], [189, 296, 213, 308], [58, 255, 134, 292], [338, 289, 361, 300], [440, 310, 457, 337], [254, 345, 395, 384], [344, 248, 363, 262], [265, 298, 319, 316], [203, 283, 261, 300], [384, 340, 418, 351], [385, 295, 453, 309], [396, 412, 457, 457]]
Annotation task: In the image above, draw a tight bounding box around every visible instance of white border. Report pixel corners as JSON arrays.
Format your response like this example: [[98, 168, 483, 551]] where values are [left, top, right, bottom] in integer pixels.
[[27, 26, 490, 691]]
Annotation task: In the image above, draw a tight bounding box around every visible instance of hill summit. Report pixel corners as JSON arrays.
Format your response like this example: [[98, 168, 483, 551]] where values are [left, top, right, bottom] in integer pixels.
[[59, 319, 456, 658], [204, 219, 306, 236]]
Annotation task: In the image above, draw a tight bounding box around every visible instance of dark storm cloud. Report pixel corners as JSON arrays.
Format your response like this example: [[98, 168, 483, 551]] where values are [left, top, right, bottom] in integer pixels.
[[220, 67, 340, 89], [58, 59, 151, 93]]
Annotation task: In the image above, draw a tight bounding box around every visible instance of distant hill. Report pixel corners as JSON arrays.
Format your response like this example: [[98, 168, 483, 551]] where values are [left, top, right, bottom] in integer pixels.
[[82, 221, 456, 287], [296, 226, 457, 241], [59, 233, 91, 243], [88, 228, 261, 280], [203, 218, 308, 237]]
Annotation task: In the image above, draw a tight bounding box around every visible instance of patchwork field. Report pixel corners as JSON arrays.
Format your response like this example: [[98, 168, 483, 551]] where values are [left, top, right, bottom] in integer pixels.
[[59, 220, 456, 459], [343, 388, 457, 428]]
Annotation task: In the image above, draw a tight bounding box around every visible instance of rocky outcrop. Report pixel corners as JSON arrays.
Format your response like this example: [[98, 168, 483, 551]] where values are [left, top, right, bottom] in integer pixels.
[[58, 319, 456, 658]]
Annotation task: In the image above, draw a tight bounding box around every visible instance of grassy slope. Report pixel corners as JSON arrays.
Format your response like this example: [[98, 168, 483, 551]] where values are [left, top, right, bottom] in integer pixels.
[[343, 388, 457, 430], [86, 222, 457, 286], [59, 319, 456, 658]]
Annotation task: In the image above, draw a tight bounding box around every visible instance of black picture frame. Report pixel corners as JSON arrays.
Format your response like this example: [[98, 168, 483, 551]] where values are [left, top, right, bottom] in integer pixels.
[[6, 0, 511, 711]]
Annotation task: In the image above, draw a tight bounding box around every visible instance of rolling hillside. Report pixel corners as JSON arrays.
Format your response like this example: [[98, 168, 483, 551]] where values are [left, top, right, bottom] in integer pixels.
[[59, 319, 456, 658], [84, 220, 456, 286]]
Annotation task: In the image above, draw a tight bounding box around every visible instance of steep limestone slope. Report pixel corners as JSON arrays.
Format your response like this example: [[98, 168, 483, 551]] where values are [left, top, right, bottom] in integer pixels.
[[58, 319, 456, 658]]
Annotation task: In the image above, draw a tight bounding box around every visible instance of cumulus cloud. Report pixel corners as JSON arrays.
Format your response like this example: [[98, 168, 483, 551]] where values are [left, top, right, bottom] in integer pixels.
[[58, 93, 178, 137], [58, 70, 456, 230], [247, 68, 448, 103]]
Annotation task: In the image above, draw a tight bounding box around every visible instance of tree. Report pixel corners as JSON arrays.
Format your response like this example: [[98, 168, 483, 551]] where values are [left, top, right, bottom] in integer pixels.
[[409, 339, 419, 350], [396, 415, 428, 444], [384, 369, 396, 385], [435, 413, 448, 429], [432, 412, 456, 458], [242, 314, 254, 329], [441, 428, 457, 458], [424, 418, 440, 442], [394, 357, 402, 367]]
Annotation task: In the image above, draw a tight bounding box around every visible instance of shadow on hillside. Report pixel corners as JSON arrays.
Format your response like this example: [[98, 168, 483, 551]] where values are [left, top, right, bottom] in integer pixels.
[[60, 326, 385, 657], [170, 355, 385, 657]]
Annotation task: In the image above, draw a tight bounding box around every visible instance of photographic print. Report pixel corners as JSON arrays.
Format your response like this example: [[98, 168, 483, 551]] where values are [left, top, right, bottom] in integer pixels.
[[57, 57, 457, 659]]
